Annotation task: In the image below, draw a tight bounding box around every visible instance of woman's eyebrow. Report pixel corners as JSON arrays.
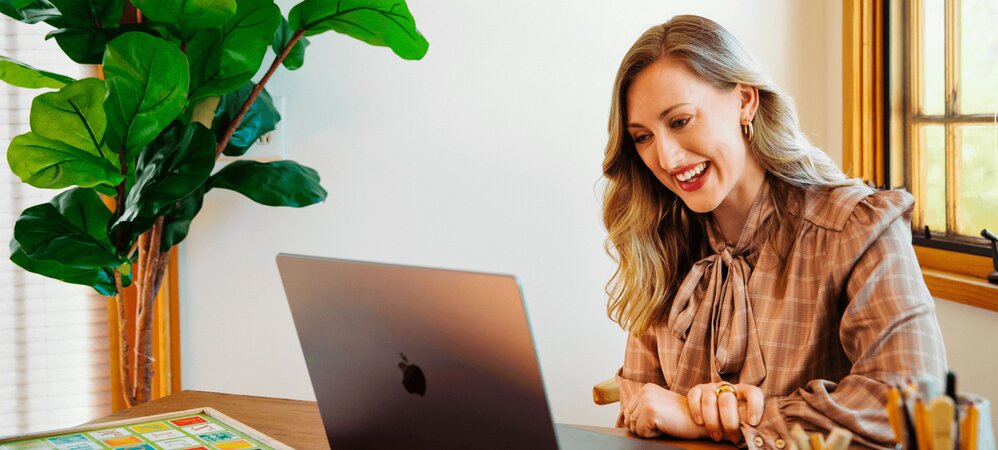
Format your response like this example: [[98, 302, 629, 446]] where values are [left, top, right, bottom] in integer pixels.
[[626, 102, 691, 128]]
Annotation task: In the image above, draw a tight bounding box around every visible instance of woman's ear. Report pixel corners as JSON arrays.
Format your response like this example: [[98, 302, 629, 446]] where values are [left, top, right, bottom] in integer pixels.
[[737, 84, 760, 122]]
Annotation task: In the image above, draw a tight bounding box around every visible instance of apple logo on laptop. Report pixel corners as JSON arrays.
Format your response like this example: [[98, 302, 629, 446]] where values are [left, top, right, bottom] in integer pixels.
[[398, 353, 426, 396]]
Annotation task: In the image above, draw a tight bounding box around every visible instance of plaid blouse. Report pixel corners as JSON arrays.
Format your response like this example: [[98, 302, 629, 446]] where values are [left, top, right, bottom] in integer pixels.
[[615, 181, 947, 449]]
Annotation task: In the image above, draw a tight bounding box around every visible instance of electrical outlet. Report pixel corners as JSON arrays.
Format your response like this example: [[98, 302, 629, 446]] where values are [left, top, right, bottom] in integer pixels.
[[220, 94, 287, 162]]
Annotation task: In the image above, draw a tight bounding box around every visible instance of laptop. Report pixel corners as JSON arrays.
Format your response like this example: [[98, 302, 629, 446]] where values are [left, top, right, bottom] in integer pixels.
[[277, 254, 682, 450]]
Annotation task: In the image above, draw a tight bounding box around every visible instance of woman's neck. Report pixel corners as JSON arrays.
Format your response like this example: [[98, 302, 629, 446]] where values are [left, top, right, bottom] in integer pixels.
[[711, 159, 767, 245]]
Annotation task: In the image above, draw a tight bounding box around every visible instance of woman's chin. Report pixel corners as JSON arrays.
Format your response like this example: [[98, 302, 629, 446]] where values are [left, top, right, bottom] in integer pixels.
[[678, 192, 722, 214]]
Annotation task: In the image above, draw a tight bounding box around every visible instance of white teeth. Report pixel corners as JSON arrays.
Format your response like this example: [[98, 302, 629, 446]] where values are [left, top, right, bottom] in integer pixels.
[[676, 162, 707, 182]]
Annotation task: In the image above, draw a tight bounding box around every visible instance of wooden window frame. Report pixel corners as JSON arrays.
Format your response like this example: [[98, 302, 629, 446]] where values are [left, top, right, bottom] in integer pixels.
[[844, 0, 998, 312]]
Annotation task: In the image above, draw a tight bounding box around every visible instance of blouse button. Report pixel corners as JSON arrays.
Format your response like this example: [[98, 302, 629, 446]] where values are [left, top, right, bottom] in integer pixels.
[[775, 438, 786, 449], [754, 436, 765, 448]]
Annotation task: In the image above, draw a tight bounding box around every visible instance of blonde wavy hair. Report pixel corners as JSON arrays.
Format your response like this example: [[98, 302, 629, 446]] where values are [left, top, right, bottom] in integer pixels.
[[604, 15, 859, 335]]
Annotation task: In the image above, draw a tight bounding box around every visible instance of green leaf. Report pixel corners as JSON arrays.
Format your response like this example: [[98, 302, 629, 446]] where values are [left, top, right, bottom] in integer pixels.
[[30, 78, 109, 159], [0, 0, 61, 24], [147, 23, 185, 47], [0, 55, 75, 89], [103, 32, 190, 161], [48, 27, 109, 64], [48, 187, 114, 244], [272, 15, 309, 70], [161, 184, 207, 251], [131, 0, 237, 31], [11, 239, 117, 295], [288, 0, 428, 60], [115, 121, 216, 230], [7, 132, 124, 189], [187, 0, 281, 100], [12, 78, 124, 189], [210, 160, 326, 207], [118, 260, 132, 287], [13, 188, 122, 269], [48, 0, 124, 29], [212, 82, 280, 156], [185, 29, 224, 99], [10, 188, 121, 295], [42, 0, 129, 63], [46, 23, 156, 65]]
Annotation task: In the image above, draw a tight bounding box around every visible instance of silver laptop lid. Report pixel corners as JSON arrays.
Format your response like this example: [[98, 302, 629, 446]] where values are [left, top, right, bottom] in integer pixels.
[[277, 254, 559, 450]]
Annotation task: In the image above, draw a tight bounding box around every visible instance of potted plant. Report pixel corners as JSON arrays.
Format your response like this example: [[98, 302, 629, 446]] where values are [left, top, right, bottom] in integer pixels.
[[2, 0, 428, 407]]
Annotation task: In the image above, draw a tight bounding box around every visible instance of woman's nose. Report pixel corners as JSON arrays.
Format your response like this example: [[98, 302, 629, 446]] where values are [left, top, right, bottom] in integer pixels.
[[652, 136, 682, 171]]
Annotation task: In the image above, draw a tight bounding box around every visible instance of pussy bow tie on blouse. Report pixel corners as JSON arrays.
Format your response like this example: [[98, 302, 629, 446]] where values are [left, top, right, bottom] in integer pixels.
[[666, 186, 770, 389]]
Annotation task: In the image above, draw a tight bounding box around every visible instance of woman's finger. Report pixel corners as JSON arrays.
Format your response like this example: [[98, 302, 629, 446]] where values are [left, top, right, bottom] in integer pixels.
[[687, 385, 704, 425], [622, 396, 638, 429], [717, 388, 741, 443], [628, 394, 646, 434], [635, 413, 663, 438], [700, 387, 722, 441], [739, 384, 765, 426]]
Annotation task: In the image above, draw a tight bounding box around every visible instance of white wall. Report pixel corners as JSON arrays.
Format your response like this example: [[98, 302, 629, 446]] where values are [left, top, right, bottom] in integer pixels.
[[934, 300, 998, 433], [179, 1, 847, 426]]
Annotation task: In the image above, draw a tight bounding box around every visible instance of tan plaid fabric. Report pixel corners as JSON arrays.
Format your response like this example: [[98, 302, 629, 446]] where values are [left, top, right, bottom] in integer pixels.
[[615, 181, 947, 449]]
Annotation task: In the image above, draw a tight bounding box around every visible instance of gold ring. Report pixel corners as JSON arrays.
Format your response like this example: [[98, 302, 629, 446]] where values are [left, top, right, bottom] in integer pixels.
[[625, 407, 633, 415], [716, 383, 737, 397]]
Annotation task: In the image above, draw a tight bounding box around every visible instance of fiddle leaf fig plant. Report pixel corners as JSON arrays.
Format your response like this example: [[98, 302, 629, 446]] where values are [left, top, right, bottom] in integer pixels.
[[2, 0, 428, 407]]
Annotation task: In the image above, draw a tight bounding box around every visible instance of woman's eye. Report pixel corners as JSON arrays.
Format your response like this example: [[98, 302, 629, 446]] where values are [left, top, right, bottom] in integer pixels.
[[671, 117, 690, 129], [633, 134, 650, 144]]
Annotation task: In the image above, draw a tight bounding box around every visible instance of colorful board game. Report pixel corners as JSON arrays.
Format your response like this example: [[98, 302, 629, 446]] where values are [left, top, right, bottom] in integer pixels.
[[0, 408, 292, 450]]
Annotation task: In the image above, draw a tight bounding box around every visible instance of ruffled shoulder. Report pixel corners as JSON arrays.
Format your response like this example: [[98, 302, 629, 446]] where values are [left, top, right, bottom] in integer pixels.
[[798, 184, 913, 233]]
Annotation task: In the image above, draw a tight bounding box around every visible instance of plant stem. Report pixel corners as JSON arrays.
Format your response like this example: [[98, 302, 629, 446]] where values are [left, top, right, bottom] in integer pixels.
[[132, 217, 164, 404], [113, 144, 136, 406], [215, 29, 306, 157], [114, 271, 134, 409]]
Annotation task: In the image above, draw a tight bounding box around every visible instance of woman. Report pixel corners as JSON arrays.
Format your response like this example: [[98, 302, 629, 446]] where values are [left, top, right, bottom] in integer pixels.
[[603, 15, 946, 449]]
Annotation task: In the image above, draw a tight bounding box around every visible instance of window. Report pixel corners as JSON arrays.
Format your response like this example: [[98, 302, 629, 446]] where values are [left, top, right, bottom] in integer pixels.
[[848, 0, 998, 309], [0, 19, 110, 433], [890, 0, 998, 253]]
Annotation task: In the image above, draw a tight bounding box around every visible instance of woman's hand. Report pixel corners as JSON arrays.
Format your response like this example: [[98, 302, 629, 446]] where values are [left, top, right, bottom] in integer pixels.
[[621, 383, 707, 440], [686, 382, 764, 443]]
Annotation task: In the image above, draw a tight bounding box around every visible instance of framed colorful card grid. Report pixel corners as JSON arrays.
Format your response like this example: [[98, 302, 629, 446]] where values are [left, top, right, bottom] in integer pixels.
[[0, 408, 293, 450]]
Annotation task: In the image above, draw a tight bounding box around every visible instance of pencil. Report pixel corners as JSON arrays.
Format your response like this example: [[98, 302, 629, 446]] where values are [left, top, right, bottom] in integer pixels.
[[809, 433, 827, 450], [929, 396, 955, 450], [791, 423, 813, 450], [901, 387, 920, 450], [887, 387, 904, 445], [966, 402, 978, 450], [826, 427, 853, 450], [915, 397, 931, 450]]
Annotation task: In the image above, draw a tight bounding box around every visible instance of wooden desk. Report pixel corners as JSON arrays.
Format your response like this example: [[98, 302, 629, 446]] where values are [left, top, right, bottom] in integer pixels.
[[87, 390, 732, 450]]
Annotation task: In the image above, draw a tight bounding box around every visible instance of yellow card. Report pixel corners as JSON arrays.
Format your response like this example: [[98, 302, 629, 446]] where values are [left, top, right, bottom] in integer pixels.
[[129, 422, 170, 433]]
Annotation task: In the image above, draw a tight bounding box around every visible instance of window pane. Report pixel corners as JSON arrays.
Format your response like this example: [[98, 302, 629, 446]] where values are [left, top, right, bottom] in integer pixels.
[[922, 125, 947, 232], [958, 125, 998, 236], [923, 0, 945, 115], [960, 0, 998, 114]]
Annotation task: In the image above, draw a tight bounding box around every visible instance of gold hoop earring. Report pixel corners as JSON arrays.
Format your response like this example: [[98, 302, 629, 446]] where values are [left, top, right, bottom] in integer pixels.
[[742, 121, 754, 141]]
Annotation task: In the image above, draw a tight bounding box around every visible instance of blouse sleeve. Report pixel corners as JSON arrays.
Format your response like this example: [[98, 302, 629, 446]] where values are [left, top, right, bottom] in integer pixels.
[[615, 324, 668, 427], [740, 190, 948, 449]]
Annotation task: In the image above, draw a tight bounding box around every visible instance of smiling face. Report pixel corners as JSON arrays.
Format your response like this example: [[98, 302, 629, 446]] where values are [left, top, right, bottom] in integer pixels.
[[625, 56, 763, 214]]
